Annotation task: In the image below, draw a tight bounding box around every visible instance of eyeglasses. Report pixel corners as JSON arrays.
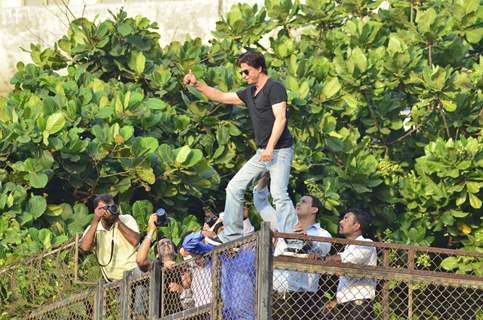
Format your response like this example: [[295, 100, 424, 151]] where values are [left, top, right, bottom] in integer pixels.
[[239, 69, 250, 76]]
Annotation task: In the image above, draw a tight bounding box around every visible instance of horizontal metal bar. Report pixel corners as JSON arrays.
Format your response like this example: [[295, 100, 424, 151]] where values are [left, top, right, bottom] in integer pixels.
[[27, 287, 96, 318], [273, 256, 483, 288], [0, 240, 76, 275], [273, 232, 483, 258], [160, 305, 211, 320]]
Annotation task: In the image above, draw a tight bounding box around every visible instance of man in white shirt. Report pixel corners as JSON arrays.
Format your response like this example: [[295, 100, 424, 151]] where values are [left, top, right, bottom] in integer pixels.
[[253, 175, 332, 320], [323, 208, 377, 320], [80, 194, 140, 282]]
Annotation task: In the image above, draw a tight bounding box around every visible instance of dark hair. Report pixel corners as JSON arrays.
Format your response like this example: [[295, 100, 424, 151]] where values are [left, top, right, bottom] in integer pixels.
[[348, 208, 371, 234], [307, 194, 323, 218], [93, 193, 114, 207], [238, 51, 267, 74]]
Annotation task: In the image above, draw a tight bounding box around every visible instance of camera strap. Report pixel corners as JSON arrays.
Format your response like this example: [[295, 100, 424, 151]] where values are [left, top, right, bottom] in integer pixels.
[[95, 227, 115, 268]]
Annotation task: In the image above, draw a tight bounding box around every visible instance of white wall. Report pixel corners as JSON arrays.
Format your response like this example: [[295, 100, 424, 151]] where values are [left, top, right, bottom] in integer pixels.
[[0, 0, 263, 95]]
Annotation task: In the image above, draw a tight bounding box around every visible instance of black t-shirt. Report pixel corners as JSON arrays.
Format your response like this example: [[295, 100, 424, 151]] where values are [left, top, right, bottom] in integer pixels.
[[236, 78, 293, 149]]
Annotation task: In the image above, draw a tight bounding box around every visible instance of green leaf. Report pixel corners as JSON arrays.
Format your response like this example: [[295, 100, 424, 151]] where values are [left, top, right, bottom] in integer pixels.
[[466, 181, 481, 194], [351, 47, 367, 72], [27, 173, 49, 189], [176, 145, 192, 164], [38, 228, 52, 250], [120, 125, 134, 141], [184, 149, 203, 167], [139, 137, 159, 154], [28, 195, 47, 219], [468, 193, 482, 209], [440, 256, 458, 271], [47, 204, 64, 216], [448, 210, 469, 218], [129, 51, 145, 75], [117, 22, 134, 36], [322, 77, 341, 99], [441, 99, 457, 112], [45, 112, 66, 134], [465, 28, 483, 44], [144, 98, 167, 110], [456, 192, 466, 206], [135, 52, 146, 74], [136, 165, 156, 184]]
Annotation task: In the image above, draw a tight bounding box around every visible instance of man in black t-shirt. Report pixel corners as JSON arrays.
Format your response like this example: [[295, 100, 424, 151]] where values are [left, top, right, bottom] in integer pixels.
[[183, 51, 297, 245]]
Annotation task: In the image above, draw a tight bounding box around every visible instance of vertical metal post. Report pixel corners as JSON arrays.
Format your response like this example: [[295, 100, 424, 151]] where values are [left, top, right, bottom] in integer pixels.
[[149, 261, 161, 320], [407, 249, 415, 320], [161, 265, 166, 317], [94, 279, 104, 320], [74, 233, 79, 283], [383, 249, 390, 320], [257, 222, 273, 320], [211, 250, 221, 320], [121, 270, 132, 320]]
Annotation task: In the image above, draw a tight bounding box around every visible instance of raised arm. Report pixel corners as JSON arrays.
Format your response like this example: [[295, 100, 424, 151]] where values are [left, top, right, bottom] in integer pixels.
[[183, 70, 244, 105], [79, 207, 104, 252], [136, 214, 157, 272]]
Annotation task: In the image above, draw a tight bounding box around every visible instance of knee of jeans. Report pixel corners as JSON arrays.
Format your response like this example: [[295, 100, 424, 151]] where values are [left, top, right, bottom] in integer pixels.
[[226, 180, 244, 196], [271, 188, 289, 202]]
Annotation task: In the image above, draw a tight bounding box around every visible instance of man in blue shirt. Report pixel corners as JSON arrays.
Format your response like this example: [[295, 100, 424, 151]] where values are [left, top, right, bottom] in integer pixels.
[[253, 174, 332, 320], [181, 229, 256, 320]]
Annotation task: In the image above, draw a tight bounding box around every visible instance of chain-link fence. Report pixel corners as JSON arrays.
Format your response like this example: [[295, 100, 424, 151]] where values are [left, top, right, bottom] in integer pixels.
[[272, 232, 483, 320], [23, 225, 483, 320], [0, 235, 100, 319], [25, 289, 96, 320], [24, 232, 261, 320]]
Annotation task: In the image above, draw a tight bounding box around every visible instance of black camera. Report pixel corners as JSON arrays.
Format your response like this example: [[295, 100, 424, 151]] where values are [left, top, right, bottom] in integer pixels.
[[103, 203, 119, 215], [204, 215, 218, 227], [155, 208, 168, 227]]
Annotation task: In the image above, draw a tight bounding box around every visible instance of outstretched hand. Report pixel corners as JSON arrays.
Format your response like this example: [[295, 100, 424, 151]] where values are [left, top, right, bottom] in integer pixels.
[[183, 69, 198, 86]]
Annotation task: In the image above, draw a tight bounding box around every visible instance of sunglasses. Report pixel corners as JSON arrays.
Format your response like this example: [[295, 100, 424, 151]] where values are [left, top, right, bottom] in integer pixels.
[[239, 70, 250, 76]]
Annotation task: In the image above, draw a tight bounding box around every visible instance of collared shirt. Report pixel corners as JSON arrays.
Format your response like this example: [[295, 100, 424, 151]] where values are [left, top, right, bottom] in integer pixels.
[[336, 235, 377, 303], [287, 224, 331, 292], [82, 215, 139, 281], [188, 260, 212, 307]]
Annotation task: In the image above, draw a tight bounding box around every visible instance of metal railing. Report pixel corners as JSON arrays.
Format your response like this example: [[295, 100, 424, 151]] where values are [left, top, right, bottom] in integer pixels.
[[25, 223, 483, 320], [0, 235, 99, 319]]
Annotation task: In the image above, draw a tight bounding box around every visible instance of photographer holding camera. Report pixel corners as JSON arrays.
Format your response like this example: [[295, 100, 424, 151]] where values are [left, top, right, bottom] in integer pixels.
[[136, 209, 187, 316], [80, 194, 140, 282]]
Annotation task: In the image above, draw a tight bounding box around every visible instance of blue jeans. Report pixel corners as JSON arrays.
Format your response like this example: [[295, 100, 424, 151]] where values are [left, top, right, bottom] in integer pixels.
[[219, 146, 297, 242]]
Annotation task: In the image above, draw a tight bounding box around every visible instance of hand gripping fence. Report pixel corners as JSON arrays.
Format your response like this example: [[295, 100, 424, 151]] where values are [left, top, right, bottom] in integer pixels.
[[24, 222, 483, 320]]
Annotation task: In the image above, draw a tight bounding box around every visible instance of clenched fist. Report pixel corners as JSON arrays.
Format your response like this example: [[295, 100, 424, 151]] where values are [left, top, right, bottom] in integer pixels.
[[183, 69, 198, 86]]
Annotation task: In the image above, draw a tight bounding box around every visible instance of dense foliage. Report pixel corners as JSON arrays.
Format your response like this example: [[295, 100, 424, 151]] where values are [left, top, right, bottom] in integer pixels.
[[0, 0, 481, 281]]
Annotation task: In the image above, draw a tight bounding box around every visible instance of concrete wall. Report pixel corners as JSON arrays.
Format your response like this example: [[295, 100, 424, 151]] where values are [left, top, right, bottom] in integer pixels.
[[0, 0, 263, 95]]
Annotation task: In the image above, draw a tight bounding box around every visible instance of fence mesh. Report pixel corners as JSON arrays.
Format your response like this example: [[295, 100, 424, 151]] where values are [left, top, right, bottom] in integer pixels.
[[0, 237, 101, 319], [20, 230, 483, 320], [128, 270, 151, 320], [272, 234, 483, 320], [26, 289, 95, 320], [216, 236, 258, 320], [103, 280, 122, 319]]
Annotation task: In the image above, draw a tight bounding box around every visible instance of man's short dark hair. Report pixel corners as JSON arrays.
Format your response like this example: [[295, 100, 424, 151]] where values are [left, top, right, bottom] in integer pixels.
[[93, 193, 114, 207], [348, 208, 371, 234], [307, 194, 323, 218], [238, 51, 267, 74]]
